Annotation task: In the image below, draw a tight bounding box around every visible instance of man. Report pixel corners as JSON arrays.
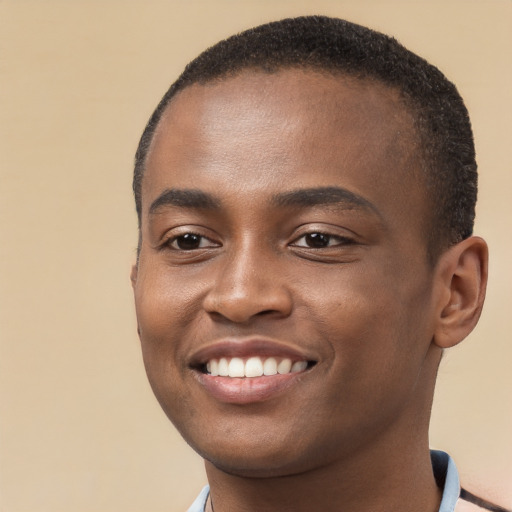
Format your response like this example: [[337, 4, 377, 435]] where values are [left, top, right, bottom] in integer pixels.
[[130, 16, 509, 512]]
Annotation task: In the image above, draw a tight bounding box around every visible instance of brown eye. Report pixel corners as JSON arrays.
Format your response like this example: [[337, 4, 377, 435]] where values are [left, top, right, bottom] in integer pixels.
[[304, 233, 331, 248], [169, 233, 216, 250], [292, 232, 353, 248]]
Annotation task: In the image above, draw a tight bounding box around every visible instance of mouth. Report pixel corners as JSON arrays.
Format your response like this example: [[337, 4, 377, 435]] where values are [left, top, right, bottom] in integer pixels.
[[190, 339, 317, 404]]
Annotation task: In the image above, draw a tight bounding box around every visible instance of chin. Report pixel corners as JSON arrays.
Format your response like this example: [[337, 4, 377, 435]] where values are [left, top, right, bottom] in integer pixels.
[[202, 449, 315, 479], [184, 426, 331, 479]]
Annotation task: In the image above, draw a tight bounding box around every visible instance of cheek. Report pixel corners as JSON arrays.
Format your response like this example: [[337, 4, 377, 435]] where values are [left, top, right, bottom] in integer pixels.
[[133, 265, 194, 399], [134, 259, 205, 342], [135, 294, 201, 432], [309, 261, 434, 385]]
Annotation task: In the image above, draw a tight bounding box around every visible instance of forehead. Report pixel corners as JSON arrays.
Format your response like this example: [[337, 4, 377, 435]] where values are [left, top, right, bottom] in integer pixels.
[[152, 69, 419, 158], [142, 69, 426, 237]]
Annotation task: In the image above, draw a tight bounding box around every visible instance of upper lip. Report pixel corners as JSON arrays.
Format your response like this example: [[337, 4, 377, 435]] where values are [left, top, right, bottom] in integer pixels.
[[189, 337, 317, 367]]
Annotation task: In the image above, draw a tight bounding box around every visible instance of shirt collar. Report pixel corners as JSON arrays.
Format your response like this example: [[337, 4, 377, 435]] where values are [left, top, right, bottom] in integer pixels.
[[431, 449, 461, 512]]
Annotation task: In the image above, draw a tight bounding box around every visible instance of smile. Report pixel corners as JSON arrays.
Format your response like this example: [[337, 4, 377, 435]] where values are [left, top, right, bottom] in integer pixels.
[[205, 356, 309, 378], [190, 339, 317, 403]]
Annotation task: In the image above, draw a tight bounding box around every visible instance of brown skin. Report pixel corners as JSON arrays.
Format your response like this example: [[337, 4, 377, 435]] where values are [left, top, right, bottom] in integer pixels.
[[131, 70, 488, 511]]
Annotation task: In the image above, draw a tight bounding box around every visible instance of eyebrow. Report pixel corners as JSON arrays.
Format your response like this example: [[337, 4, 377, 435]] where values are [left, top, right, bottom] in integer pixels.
[[148, 186, 381, 218], [272, 186, 382, 217], [149, 188, 220, 214]]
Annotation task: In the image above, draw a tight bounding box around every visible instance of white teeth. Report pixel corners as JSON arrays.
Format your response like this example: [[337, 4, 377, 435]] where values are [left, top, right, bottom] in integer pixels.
[[291, 360, 307, 373], [277, 358, 292, 374], [218, 357, 229, 377], [205, 356, 309, 378], [263, 357, 278, 376], [245, 357, 264, 377], [209, 359, 219, 376], [228, 357, 245, 377]]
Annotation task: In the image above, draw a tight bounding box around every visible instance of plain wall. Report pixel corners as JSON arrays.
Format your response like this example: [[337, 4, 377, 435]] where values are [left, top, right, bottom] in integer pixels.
[[1, 1, 511, 510]]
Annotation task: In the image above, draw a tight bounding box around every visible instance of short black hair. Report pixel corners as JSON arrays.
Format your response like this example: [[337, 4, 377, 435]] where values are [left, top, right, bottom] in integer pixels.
[[134, 15, 477, 258]]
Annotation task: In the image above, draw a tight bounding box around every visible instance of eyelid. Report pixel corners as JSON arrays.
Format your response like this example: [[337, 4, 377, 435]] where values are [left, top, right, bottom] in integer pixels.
[[160, 226, 221, 251], [291, 233, 355, 248], [169, 234, 219, 250], [289, 224, 358, 247]]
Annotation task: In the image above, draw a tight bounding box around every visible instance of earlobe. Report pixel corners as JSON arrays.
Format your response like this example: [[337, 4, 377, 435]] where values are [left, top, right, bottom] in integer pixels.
[[433, 236, 488, 349], [130, 264, 138, 289]]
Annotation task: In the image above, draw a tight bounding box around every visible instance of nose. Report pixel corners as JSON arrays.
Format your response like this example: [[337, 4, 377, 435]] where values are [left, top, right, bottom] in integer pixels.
[[202, 243, 293, 324]]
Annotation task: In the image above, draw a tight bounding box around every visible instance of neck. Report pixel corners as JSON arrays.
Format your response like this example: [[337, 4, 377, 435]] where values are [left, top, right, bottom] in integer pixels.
[[205, 435, 441, 512]]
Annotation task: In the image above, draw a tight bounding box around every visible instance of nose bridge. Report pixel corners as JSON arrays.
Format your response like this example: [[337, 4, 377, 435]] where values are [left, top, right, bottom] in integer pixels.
[[203, 235, 292, 322]]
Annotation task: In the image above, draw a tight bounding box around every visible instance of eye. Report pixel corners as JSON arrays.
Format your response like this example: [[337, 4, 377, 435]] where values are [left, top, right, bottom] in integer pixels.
[[168, 233, 219, 251], [292, 232, 352, 248]]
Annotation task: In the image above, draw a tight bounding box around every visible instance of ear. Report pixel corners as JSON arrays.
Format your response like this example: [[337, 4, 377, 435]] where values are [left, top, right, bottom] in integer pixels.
[[433, 236, 488, 349], [130, 263, 138, 289]]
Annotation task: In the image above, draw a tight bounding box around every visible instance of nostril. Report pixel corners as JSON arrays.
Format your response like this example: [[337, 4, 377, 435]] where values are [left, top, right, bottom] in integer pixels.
[[257, 309, 279, 316]]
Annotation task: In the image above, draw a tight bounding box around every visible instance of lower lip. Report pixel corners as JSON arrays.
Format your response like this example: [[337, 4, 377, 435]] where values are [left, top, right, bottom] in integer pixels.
[[196, 371, 306, 404]]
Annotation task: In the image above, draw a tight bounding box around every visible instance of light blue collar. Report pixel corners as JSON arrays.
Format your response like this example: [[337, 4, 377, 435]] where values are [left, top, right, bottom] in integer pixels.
[[433, 450, 461, 512], [187, 485, 210, 512]]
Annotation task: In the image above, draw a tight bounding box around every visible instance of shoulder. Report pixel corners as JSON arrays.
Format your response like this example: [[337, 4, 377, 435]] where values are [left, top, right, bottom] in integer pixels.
[[455, 488, 512, 512], [431, 450, 510, 512]]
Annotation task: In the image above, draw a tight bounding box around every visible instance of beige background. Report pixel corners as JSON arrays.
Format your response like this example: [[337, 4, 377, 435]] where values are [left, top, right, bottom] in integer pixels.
[[1, 1, 511, 510]]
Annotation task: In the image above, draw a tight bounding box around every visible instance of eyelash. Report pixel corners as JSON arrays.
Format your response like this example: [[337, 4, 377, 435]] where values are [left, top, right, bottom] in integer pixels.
[[163, 230, 354, 252], [291, 232, 355, 249], [165, 232, 220, 251]]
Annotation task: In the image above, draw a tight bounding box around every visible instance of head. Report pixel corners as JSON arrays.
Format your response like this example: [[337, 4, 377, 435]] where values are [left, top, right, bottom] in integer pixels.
[[134, 15, 477, 262], [131, 16, 487, 478]]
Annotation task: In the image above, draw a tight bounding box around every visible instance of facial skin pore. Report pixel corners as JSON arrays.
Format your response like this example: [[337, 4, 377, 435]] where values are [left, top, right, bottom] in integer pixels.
[[132, 70, 487, 512]]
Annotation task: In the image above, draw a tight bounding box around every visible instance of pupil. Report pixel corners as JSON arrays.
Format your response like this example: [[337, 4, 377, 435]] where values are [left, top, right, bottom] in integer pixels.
[[177, 233, 200, 250], [306, 233, 330, 247]]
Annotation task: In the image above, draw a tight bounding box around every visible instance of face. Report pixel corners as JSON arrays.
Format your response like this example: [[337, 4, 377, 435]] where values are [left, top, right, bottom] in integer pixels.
[[132, 70, 441, 477]]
